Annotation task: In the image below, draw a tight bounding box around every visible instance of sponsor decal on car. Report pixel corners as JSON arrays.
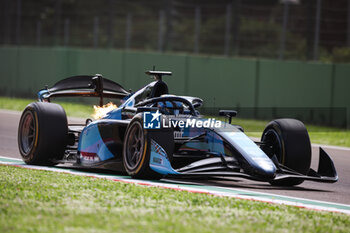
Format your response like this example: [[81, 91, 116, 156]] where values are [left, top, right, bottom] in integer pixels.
[[152, 157, 162, 164], [173, 130, 184, 139]]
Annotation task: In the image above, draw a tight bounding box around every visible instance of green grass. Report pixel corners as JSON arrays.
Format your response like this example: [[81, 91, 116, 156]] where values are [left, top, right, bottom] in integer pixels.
[[1, 165, 349, 233], [0, 96, 349, 147], [0, 96, 93, 118]]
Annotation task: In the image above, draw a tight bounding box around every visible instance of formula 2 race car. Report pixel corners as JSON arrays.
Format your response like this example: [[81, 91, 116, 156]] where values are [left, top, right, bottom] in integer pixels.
[[18, 71, 338, 186]]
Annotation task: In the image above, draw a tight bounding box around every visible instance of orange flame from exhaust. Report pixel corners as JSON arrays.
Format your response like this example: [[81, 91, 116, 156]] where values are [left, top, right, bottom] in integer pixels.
[[92, 102, 118, 119]]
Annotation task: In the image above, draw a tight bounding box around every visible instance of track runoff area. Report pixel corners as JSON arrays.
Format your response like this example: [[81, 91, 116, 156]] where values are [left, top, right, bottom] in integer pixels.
[[1, 156, 350, 215]]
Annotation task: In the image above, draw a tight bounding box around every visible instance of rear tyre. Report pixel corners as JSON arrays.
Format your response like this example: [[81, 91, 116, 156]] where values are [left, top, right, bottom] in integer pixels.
[[123, 115, 162, 179], [18, 102, 68, 165], [261, 119, 311, 186]]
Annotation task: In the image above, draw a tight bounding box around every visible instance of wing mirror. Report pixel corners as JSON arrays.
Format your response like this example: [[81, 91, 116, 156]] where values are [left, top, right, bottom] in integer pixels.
[[219, 110, 237, 124]]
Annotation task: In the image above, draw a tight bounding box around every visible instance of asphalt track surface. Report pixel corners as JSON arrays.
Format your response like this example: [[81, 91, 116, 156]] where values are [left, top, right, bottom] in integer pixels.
[[1, 109, 350, 205]]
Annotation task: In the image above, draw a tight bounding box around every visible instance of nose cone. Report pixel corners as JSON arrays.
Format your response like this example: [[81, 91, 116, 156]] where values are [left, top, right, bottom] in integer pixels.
[[251, 158, 277, 178], [219, 131, 277, 178]]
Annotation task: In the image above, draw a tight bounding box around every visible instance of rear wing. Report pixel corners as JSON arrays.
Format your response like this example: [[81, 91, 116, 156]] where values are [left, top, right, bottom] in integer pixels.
[[38, 74, 130, 106]]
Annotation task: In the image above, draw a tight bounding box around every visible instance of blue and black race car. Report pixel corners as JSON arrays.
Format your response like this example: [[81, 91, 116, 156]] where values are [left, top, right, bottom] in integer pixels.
[[18, 71, 338, 186]]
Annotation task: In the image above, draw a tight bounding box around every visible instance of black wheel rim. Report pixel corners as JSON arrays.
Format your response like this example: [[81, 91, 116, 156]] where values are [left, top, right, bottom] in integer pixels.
[[261, 129, 283, 163], [19, 111, 36, 156], [125, 122, 145, 170]]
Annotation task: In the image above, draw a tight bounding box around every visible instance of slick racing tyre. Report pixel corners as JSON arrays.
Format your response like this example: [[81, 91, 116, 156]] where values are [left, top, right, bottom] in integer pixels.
[[123, 115, 161, 179], [18, 102, 68, 165], [123, 114, 173, 180], [261, 118, 311, 186]]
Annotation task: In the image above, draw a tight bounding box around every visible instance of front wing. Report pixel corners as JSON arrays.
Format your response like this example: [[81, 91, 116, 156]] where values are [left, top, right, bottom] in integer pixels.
[[149, 139, 338, 183]]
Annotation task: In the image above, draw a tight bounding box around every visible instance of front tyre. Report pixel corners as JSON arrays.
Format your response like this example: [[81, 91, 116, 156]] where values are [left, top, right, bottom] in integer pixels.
[[261, 119, 311, 186], [123, 116, 162, 179], [18, 102, 68, 165]]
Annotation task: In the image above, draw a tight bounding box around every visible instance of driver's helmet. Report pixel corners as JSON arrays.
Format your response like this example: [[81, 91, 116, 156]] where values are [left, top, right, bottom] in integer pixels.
[[157, 101, 183, 115]]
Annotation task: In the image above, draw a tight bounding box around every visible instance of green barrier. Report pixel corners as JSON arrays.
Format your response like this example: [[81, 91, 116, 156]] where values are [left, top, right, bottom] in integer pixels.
[[258, 60, 333, 108], [66, 48, 123, 82], [333, 64, 350, 128], [187, 56, 257, 109], [0, 47, 19, 96], [17, 47, 68, 96], [256, 60, 338, 126], [0, 46, 349, 128], [122, 51, 187, 94]]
